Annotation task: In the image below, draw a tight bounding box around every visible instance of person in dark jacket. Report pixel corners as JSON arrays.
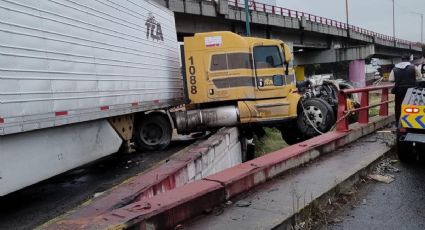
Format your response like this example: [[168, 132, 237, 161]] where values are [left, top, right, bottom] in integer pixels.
[[389, 58, 422, 124]]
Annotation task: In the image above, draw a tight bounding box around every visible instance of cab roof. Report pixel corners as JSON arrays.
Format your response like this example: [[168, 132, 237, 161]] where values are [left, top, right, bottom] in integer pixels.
[[188, 31, 283, 49]]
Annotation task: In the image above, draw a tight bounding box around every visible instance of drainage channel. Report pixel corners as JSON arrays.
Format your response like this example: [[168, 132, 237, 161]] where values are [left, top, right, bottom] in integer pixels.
[[0, 135, 197, 230], [186, 130, 395, 230]]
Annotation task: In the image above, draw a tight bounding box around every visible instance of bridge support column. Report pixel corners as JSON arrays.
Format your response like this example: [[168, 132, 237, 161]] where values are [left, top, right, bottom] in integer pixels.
[[295, 66, 305, 81], [349, 60, 366, 88]]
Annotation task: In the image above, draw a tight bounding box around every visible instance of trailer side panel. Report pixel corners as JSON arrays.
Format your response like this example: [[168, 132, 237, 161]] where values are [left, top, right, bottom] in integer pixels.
[[0, 0, 183, 135], [0, 119, 122, 196]]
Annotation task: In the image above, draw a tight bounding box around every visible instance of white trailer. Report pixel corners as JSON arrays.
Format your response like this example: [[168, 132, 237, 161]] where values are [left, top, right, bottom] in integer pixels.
[[0, 0, 183, 196]]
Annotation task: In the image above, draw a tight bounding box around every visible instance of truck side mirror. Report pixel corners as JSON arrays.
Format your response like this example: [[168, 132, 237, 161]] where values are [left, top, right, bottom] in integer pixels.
[[282, 44, 291, 75], [282, 44, 292, 64]]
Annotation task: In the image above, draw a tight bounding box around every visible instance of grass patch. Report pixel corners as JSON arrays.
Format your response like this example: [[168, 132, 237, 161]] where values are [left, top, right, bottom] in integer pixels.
[[253, 127, 288, 157], [368, 92, 395, 117], [369, 107, 379, 117]]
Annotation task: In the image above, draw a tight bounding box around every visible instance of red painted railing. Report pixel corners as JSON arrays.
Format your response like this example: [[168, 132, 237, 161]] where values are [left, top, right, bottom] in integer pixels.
[[228, 0, 421, 48], [336, 84, 394, 132]]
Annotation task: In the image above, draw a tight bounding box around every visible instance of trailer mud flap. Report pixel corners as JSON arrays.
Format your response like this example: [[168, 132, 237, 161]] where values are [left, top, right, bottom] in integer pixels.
[[0, 120, 122, 196]]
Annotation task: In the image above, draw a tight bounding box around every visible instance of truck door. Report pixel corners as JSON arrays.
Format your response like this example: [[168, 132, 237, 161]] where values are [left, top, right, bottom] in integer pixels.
[[207, 52, 254, 100], [252, 45, 287, 96], [247, 45, 295, 120]]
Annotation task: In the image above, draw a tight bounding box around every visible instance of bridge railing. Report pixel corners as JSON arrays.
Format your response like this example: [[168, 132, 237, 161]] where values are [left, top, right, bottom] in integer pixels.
[[336, 84, 394, 132], [228, 0, 419, 47]]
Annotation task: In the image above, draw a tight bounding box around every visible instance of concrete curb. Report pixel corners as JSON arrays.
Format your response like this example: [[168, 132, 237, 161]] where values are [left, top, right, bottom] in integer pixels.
[[45, 115, 394, 229], [279, 149, 393, 229]]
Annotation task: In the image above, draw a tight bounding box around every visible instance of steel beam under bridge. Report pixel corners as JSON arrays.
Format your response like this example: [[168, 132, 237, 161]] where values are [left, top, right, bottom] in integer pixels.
[[295, 44, 423, 65], [294, 44, 422, 65], [294, 45, 375, 65]]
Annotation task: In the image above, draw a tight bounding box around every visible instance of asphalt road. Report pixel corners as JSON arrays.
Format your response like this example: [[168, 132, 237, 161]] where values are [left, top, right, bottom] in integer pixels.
[[0, 139, 193, 230], [329, 156, 425, 230]]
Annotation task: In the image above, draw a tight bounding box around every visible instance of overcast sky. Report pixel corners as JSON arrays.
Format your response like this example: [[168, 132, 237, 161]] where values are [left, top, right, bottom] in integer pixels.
[[277, 0, 425, 43]]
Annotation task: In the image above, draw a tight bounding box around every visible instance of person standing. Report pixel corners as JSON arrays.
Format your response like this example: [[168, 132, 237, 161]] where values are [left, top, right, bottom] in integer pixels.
[[389, 58, 422, 124]]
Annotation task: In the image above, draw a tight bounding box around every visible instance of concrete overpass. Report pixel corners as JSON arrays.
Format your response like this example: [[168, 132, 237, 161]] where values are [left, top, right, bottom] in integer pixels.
[[154, 0, 423, 85], [153, 0, 422, 63]]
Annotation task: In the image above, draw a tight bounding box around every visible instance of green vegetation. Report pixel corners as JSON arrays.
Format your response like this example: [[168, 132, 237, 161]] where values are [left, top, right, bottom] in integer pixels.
[[253, 128, 288, 157], [368, 93, 395, 117]]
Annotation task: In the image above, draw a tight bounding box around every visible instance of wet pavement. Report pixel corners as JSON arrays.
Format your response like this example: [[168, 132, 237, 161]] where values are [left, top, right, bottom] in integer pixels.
[[0, 140, 193, 230], [329, 156, 425, 230]]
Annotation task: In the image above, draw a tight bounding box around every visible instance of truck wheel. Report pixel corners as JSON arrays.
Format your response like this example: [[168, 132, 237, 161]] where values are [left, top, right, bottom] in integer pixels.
[[297, 98, 335, 138], [397, 141, 415, 163], [134, 114, 172, 152]]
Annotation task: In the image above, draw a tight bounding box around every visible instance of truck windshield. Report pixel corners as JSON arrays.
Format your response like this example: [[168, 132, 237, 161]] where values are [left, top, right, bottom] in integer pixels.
[[253, 46, 283, 69]]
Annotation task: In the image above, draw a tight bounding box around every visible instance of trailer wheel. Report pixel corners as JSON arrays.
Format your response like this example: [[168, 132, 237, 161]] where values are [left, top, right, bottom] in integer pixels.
[[134, 114, 172, 151], [297, 98, 335, 138]]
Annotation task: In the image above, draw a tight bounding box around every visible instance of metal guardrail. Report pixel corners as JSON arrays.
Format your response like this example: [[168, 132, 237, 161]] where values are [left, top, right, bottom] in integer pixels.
[[228, 0, 421, 48], [336, 84, 395, 132]]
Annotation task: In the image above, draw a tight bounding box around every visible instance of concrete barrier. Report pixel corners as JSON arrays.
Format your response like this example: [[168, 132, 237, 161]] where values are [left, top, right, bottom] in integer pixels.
[[41, 127, 242, 229], [138, 127, 242, 200]]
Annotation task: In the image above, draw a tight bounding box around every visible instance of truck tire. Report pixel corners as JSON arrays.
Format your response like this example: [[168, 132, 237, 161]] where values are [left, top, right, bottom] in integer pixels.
[[134, 114, 172, 152], [297, 98, 335, 138], [396, 141, 415, 163], [396, 126, 416, 162]]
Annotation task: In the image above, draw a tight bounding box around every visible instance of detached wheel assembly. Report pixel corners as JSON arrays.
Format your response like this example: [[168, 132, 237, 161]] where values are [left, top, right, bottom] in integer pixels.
[[297, 98, 336, 138], [134, 114, 172, 151]]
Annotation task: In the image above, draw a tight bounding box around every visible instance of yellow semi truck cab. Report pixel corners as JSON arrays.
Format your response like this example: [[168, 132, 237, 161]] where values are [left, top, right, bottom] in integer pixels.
[[175, 32, 301, 133]]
